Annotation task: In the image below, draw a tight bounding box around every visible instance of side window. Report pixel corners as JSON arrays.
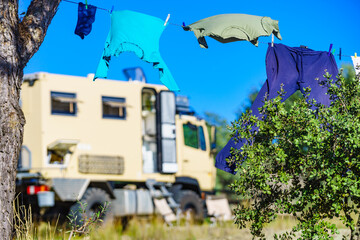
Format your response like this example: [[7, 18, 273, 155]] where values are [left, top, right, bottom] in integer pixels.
[[198, 126, 206, 151], [183, 123, 198, 148], [102, 96, 126, 119], [51, 91, 77, 116], [183, 123, 207, 151]]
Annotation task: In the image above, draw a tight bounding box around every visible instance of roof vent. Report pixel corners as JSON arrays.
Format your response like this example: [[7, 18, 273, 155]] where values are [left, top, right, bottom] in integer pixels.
[[123, 67, 146, 83]]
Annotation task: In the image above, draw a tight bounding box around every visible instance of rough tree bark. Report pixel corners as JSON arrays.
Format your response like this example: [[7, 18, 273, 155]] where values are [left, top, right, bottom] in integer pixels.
[[0, 0, 61, 239]]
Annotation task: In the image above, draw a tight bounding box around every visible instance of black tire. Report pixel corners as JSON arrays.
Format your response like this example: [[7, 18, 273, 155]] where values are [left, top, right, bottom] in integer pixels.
[[69, 188, 112, 227], [174, 190, 204, 222], [42, 203, 72, 224]]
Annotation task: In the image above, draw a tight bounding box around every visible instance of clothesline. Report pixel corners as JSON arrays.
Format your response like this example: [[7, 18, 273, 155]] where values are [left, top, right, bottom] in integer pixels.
[[63, 0, 110, 12], [168, 22, 184, 27], [257, 41, 353, 59], [63, 0, 356, 60], [63, 0, 185, 27]]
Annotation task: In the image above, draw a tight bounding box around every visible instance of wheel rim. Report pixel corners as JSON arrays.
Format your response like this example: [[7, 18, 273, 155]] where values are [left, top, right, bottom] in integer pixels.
[[183, 203, 197, 220], [88, 203, 105, 220]]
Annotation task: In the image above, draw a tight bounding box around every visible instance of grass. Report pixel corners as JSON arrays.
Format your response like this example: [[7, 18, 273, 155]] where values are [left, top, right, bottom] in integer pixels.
[[12, 214, 250, 240], [12, 201, 351, 240], [13, 215, 353, 240], [87, 217, 251, 240], [13, 215, 301, 240]]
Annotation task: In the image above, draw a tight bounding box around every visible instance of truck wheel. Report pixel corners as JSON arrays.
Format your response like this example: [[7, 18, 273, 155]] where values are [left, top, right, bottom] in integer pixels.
[[69, 188, 112, 227], [174, 190, 204, 222]]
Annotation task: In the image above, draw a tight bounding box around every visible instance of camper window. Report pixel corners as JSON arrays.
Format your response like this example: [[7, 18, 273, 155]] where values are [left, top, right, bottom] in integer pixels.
[[51, 92, 77, 115], [46, 140, 78, 165], [47, 150, 65, 164], [102, 96, 126, 119]]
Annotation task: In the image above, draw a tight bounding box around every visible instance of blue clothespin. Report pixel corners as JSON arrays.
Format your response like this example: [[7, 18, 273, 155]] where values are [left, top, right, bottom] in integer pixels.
[[110, 6, 114, 14], [339, 48, 342, 60], [328, 44, 333, 56], [85, 0, 88, 9], [182, 22, 186, 27]]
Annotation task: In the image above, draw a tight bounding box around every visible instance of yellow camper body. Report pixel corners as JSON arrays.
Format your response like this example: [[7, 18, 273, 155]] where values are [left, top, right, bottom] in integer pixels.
[[20, 72, 216, 193]]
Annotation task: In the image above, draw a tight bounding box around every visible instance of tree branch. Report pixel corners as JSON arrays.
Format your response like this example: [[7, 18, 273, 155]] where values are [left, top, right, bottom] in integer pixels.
[[18, 0, 61, 67]]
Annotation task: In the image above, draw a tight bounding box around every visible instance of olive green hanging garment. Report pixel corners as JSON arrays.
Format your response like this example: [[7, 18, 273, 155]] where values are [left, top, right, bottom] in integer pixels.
[[183, 14, 282, 48]]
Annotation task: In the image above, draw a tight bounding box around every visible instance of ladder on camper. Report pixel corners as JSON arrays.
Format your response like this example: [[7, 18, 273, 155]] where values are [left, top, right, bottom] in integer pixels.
[[145, 179, 180, 226]]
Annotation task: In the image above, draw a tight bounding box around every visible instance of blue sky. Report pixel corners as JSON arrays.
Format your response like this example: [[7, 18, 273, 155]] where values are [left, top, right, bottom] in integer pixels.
[[20, 0, 360, 122]]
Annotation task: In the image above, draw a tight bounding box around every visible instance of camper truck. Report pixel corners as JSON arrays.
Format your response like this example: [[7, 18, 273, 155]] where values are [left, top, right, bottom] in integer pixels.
[[17, 71, 217, 222]]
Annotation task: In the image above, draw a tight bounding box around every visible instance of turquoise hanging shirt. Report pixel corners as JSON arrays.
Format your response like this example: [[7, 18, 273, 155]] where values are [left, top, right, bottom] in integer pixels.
[[94, 10, 179, 92]]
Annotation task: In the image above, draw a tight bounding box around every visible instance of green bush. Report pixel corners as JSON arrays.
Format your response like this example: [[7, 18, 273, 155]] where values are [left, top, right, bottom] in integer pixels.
[[229, 68, 360, 239]]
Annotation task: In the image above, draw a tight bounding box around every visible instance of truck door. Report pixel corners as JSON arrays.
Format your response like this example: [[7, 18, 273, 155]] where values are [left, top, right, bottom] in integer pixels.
[[158, 91, 177, 173], [180, 121, 214, 191]]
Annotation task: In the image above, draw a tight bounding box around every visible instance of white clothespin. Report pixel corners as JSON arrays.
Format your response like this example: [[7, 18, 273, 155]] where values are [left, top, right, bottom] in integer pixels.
[[164, 14, 170, 26], [271, 33, 274, 47]]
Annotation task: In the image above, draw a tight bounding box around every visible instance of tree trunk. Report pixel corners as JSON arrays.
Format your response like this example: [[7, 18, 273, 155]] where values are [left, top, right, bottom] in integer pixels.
[[0, 72, 25, 239], [0, 0, 61, 239], [0, 1, 25, 238]]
